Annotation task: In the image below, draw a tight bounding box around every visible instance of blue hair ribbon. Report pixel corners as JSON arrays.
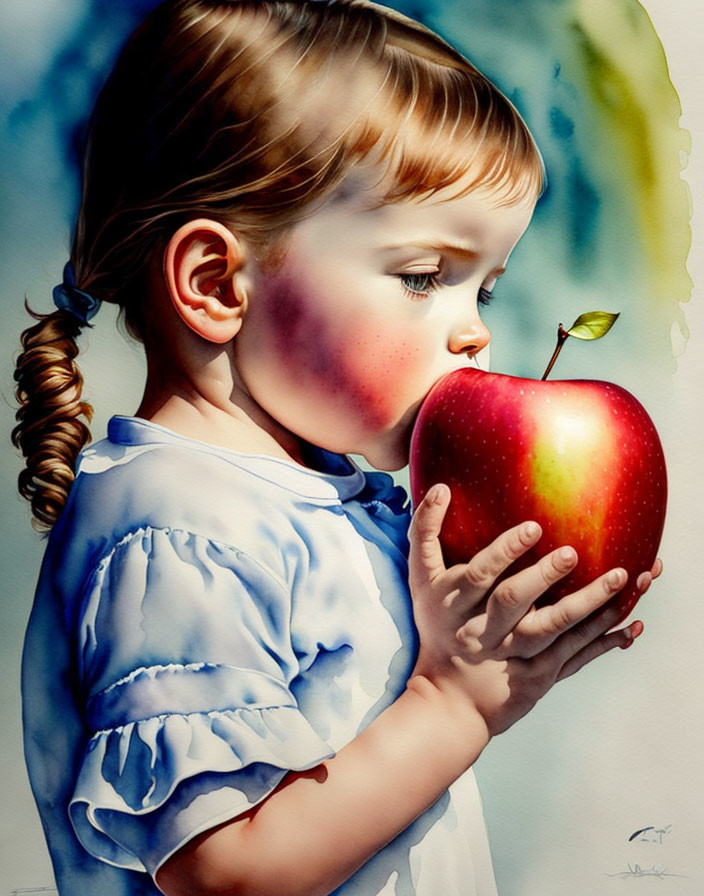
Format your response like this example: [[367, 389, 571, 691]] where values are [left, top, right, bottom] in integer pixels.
[[52, 262, 101, 326]]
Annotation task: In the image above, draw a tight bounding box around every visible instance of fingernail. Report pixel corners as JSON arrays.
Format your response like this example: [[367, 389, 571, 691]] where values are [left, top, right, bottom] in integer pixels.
[[619, 620, 643, 649], [523, 521, 540, 540], [636, 571, 652, 593], [427, 483, 448, 504], [607, 569, 626, 591], [557, 546, 576, 567], [606, 569, 626, 591]]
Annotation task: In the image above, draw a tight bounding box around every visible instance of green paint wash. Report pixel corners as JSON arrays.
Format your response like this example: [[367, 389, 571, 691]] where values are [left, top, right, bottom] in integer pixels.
[[571, 0, 692, 302], [375, 0, 690, 374]]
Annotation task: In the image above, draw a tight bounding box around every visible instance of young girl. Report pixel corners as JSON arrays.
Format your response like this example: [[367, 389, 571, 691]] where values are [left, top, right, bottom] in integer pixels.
[[13, 2, 658, 894]]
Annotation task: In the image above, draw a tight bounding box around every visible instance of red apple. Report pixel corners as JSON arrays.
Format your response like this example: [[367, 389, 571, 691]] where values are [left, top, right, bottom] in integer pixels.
[[409, 367, 667, 621]]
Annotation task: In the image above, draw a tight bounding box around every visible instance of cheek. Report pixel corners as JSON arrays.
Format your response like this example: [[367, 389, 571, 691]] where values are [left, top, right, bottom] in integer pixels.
[[252, 270, 427, 430], [337, 324, 428, 427]]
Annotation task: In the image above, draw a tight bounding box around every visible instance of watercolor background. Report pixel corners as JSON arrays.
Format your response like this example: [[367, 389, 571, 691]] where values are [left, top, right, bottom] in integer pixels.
[[0, 0, 701, 893]]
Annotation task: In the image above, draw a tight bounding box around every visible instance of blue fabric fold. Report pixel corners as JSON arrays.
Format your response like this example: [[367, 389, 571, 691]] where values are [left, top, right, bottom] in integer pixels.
[[70, 704, 334, 871], [86, 663, 296, 730], [23, 422, 453, 894], [358, 470, 411, 555]]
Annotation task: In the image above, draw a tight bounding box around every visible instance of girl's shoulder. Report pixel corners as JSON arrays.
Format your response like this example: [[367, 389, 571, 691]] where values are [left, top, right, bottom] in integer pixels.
[[44, 415, 403, 599], [66, 415, 367, 538]]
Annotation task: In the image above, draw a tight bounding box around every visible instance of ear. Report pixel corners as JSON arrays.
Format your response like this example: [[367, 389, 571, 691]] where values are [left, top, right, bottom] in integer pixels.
[[163, 219, 248, 344]]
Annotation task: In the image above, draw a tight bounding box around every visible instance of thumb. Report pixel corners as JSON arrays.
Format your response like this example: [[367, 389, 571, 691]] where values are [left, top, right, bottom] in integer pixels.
[[409, 483, 451, 586]]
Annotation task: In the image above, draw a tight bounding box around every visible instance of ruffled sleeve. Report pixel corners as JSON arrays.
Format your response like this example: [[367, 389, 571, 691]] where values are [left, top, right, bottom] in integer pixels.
[[68, 526, 334, 876]]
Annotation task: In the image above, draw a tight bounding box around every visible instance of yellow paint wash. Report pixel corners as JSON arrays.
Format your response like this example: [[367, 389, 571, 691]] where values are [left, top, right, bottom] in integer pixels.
[[573, 0, 691, 299]]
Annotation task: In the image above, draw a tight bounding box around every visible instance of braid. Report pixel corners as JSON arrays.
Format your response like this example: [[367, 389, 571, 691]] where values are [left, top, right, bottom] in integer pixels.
[[12, 304, 93, 530]]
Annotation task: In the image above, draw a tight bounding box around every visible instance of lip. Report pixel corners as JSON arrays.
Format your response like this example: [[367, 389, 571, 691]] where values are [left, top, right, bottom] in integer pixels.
[[407, 357, 488, 440], [398, 357, 480, 457]]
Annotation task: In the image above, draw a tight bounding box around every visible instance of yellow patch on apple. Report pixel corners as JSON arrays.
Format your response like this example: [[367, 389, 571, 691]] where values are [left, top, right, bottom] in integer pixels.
[[527, 403, 615, 546]]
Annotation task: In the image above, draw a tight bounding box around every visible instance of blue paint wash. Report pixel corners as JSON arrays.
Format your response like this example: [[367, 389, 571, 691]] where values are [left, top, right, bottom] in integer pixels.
[[2, 0, 688, 375], [549, 105, 576, 140], [568, 155, 602, 271], [388, 0, 688, 380]]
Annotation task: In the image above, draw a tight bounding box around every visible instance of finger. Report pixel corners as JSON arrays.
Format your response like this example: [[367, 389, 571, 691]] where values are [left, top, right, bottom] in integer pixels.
[[408, 484, 451, 585], [636, 556, 663, 593], [635, 571, 652, 593], [514, 567, 627, 659], [482, 545, 578, 646], [459, 521, 542, 597], [557, 620, 644, 681], [546, 569, 628, 667]]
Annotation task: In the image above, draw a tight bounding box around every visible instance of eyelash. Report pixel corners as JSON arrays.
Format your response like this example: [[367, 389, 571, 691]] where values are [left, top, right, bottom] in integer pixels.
[[399, 272, 440, 298], [399, 273, 495, 306], [478, 287, 494, 307]]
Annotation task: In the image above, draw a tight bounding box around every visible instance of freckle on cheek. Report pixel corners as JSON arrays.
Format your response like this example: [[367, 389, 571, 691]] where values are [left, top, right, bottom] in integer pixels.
[[338, 327, 425, 427], [259, 271, 423, 430]]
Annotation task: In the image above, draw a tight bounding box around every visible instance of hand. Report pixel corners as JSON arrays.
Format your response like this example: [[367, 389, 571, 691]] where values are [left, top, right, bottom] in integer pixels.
[[408, 484, 653, 737]]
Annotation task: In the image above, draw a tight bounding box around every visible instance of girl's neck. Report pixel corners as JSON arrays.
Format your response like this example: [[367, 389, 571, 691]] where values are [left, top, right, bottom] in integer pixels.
[[136, 352, 307, 465]]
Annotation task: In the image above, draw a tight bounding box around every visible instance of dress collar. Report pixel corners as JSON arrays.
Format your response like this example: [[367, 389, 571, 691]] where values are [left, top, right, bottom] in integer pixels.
[[100, 415, 368, 502]]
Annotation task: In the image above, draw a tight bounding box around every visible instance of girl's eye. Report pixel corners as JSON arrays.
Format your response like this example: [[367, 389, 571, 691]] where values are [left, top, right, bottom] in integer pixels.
[[478, 286, 494, 307], [399, 272, 440, 298]]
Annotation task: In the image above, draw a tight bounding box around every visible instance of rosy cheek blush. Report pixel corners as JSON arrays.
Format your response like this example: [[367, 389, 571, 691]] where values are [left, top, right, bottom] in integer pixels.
[[249, 266, 427, 438], [334, 321, 427, 429]]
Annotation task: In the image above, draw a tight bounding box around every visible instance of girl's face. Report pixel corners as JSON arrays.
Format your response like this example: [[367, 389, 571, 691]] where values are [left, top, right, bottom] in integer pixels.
[[234, 175, 536, 470]]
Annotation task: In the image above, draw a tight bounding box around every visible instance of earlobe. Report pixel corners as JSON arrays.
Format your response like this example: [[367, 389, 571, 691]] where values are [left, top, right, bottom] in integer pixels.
[[163, 219, 248, 344]]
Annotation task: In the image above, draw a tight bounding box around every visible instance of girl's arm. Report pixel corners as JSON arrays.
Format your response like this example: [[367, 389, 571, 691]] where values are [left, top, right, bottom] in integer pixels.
[[157, 484, 653, 896], [158, 673, 490, 896]]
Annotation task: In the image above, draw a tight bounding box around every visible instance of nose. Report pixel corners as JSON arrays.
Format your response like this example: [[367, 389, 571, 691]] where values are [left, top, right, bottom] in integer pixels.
[[448, 317, 491, 357]]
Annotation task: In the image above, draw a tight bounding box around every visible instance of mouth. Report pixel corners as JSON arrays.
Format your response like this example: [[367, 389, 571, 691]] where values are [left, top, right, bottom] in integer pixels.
[[377, 356, 486, 470]]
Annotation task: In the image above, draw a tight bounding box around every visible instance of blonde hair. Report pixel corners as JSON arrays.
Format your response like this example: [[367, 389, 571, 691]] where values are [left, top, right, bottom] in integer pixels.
[[13, 0, 544, 529]]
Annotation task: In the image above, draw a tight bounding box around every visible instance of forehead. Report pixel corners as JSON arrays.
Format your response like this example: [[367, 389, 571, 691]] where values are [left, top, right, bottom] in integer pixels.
[[326, 155, 540, 211], [288, 166, 537, 256]]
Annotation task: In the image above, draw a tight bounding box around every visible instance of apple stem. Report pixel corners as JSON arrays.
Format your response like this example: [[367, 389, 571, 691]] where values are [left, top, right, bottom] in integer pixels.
[[541, 324, 570, 380]]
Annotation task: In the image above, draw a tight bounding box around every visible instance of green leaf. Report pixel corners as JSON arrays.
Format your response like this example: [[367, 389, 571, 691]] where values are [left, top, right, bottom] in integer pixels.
[[566, 311, 620, 341]]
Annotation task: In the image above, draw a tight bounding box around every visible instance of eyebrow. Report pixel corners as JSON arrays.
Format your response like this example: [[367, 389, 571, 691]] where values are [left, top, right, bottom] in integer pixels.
[[380, 240, 506, 275]]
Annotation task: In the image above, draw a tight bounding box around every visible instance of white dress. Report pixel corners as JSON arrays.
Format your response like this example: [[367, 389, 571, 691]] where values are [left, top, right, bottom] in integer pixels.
[[22, 416, 498, 895]]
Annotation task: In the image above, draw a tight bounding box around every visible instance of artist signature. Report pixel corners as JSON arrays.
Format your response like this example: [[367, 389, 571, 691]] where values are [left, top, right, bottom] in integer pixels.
[[606, 863, 687, 880], [605, 824, 688, 881], [628, 824, 672, 845]]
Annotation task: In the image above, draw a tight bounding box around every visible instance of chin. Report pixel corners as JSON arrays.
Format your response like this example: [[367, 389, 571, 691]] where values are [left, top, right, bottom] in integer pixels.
[[359, 405, 425, 471], [364, 455, 408, 473], [358, 434, 410, 472]]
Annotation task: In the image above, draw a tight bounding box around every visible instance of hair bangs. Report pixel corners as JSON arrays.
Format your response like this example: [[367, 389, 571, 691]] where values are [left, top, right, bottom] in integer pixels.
[[345, 51, 545, 208], [71, 0, 547, 321]]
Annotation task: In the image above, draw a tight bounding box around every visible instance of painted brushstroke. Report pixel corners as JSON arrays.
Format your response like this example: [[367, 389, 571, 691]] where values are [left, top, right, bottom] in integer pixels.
[[2, 0, 691, 382], [401, 0, 691, 379]]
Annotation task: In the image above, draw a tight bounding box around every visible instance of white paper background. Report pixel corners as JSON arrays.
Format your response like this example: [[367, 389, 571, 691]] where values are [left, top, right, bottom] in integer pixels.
[[0, 1, 701, 893], [473, 3, 704, 892]]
